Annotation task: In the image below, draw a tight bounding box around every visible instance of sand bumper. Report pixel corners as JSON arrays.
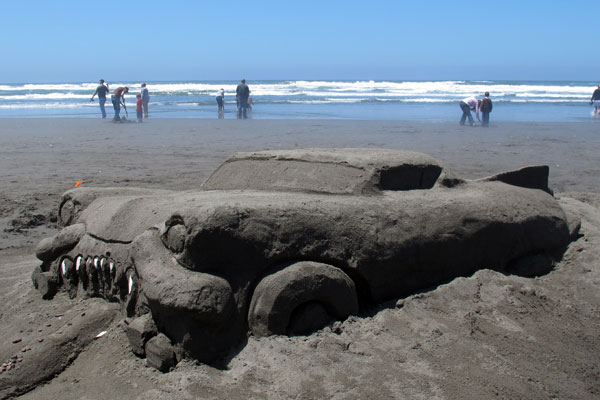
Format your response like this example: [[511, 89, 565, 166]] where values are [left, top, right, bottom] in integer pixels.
[[131, 229, 234, 323]]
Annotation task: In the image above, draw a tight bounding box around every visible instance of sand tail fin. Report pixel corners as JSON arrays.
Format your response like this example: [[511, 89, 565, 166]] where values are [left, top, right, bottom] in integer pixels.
[[481, 165, 552, 195]]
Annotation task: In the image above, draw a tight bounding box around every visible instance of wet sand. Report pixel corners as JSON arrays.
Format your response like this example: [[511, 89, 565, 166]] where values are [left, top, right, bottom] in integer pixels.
[[0, 118, 599, 399]]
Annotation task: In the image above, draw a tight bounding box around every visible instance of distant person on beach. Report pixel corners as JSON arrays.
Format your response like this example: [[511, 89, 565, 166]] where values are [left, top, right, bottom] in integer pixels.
[[590, 85, 600, 118], [459, 95, 480, 126], [248, 91, 253, 111], [216, 88, 225, 118], [141, 83, 149, 118], [111, 86, 129, 122], [90, 79, 109, 118], [480, 92, 493, 127], [236, 78, 250, 119], [136, 93, 143, 123]]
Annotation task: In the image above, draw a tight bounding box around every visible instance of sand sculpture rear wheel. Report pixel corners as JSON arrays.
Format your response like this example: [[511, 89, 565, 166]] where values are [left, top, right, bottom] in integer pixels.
[[248, 261, 359, 336]]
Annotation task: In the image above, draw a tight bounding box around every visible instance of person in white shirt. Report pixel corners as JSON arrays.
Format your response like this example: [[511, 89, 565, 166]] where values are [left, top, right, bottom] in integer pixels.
[[459, 96, 480, 126]]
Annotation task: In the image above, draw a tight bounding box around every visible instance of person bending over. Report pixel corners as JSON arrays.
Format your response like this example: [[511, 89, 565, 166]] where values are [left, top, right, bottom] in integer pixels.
[[111, 86, 129, 122], [459, 95, 479, 126]]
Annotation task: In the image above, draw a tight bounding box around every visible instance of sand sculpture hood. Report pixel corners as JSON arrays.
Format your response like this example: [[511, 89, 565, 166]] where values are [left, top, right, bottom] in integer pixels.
[[78, 195, 179, 242], [31, 148, 579, 370]]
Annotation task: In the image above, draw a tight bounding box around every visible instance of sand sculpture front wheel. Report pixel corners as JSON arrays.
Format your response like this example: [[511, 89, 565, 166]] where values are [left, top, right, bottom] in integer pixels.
[[248, 261, 359, 337]]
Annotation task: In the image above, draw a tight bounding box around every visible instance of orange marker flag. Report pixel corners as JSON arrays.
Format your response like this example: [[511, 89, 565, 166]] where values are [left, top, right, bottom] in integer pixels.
[[75, 181, 84, 188]]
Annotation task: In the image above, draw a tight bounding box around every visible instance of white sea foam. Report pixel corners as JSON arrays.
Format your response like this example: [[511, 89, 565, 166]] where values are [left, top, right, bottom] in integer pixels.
[[0, 83, 98, 91], [0, 80, 595, 111], [0, 102, 95, 109], [0, 80, 584, 97], [515, 93, 588, 99], [254, 81, 593, 99], [505, 98, 585, 103], [0, 93, 91, 100]]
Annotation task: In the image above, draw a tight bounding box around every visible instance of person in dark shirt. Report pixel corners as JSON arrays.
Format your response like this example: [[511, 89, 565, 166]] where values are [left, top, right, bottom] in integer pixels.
[[480, 92, 493, 127], [141, 83, 150, 118], [111, 86, 129, 122], [590, 85, 600, 118], [236, 78, 250, 119], [90, 79, 110, 118]]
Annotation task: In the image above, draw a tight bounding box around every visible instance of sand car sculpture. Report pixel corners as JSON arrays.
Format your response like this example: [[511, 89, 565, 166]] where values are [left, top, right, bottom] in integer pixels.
[[32, 148, 578, 366]]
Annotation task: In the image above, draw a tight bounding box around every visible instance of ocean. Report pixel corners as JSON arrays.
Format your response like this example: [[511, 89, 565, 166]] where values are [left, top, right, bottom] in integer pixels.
[[0, 80, 597, 121]]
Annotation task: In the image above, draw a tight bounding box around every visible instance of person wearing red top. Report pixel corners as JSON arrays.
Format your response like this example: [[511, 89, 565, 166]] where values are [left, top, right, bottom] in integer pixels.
[[136, 93, 143, 123]]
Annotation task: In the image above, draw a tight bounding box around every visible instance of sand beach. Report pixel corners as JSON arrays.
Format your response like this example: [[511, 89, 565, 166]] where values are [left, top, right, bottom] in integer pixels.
[[1, 118, 599, 399]]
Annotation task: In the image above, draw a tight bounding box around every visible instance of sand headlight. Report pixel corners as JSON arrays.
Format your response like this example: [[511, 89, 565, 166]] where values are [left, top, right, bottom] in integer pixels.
[[163, 221, 186, 254]]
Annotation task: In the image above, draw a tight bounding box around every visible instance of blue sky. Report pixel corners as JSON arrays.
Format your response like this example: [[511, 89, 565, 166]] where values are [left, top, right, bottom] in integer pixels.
[[1, 0, 598, 82]]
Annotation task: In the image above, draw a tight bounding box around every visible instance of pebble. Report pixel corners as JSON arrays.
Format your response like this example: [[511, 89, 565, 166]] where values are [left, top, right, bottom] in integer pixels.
[[519, 286, 536, 296], [332, 321, 343, 334], [12, 339, 22, 344], [1, 355, 22, 373], [37, 338, 44, 343]]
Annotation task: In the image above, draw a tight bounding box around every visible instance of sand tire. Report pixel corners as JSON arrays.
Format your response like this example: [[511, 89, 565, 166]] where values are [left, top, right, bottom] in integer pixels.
[[248, 261, 358, 337]]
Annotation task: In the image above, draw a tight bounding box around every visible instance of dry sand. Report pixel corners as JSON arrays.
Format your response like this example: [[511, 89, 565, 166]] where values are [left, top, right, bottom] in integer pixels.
[[0, 118, 599, 399]]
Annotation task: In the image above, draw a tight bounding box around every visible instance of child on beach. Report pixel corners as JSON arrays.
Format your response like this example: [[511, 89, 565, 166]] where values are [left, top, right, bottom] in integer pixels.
[[216, 88, 225, 118], [136, 93, 143, 123]]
